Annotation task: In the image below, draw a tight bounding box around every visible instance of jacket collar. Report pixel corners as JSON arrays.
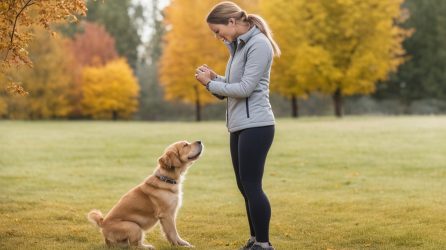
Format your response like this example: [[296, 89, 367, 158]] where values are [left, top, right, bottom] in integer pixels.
[[225, 26, 261, 52], [237, 25, 260, 45]]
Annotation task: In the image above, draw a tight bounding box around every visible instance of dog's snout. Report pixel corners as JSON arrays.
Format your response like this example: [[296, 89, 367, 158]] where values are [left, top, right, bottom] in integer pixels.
[[196, 140, 202, 145]]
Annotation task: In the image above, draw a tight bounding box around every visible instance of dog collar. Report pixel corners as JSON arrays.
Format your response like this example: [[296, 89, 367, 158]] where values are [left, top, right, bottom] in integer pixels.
[[155, 174, 177, 185]]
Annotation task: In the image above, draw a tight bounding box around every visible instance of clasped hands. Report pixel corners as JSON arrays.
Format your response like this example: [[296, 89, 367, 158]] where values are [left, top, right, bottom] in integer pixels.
[[195, 64, 217, 87]]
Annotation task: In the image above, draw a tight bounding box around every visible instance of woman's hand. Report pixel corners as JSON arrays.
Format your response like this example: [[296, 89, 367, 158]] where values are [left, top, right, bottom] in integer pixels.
[[197, 64, 217, 79], [195, 66, 212, 87]]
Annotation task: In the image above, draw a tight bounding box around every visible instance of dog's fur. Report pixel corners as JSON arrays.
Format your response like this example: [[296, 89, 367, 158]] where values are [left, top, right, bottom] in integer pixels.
[[87, 140, 203, 249]]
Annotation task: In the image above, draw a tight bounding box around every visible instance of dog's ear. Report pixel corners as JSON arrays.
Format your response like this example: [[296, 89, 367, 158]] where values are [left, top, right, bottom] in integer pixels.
[[158, 151, 175, 170]]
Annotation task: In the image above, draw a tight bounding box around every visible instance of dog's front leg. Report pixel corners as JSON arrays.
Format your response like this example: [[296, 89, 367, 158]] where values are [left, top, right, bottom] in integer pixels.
[[159, 216, 193, 247]]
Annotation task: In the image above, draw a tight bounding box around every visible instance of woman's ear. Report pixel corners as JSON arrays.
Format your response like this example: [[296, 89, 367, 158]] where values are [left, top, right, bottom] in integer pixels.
[[228, 18, 235, 26]]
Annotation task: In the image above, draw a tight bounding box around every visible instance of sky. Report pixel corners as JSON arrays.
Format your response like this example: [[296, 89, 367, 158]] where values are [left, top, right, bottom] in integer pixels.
[[133, 0, 170, 43]]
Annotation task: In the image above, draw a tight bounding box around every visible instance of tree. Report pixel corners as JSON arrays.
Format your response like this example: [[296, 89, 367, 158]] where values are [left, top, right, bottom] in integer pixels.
[[69, 22, 119, 67], [0, 97, 6, 118], [137, 0, 165, 120], [0, 0, 86, 95], [81, 59, 139, 120], [262, 0, 410, 117], [374, 0, 446, 107], [261, 0, 318, 118], [66, 21, 119, 118], [0, 26, 75, 119], [85, 0, 142, 70], [159, 0, 257, 121]]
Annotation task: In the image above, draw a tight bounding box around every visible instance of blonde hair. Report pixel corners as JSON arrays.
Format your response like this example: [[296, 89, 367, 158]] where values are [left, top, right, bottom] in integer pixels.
[[206, 1, 281, 57]]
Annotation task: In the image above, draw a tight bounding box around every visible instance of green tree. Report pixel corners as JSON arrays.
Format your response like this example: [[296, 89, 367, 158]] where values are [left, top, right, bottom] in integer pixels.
[[137, 0, 165, 120], [374, 0, 446, 107]]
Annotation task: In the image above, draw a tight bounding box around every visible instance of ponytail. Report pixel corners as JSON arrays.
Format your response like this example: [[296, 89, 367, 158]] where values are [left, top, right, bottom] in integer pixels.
[[247, 14, 281, 57], [207, 1, 281, 57]]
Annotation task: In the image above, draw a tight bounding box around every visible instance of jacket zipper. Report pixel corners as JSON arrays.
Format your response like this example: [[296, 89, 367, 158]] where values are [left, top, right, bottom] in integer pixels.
[[245, 98, 250, 118], [226, 41, 238, 127]]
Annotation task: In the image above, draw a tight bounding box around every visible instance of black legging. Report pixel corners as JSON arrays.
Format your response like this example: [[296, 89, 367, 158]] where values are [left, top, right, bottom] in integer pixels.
[[230, 125, 274, 243]]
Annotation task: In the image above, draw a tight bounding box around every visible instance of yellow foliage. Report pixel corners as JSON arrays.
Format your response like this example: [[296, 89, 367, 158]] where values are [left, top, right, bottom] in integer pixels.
[[0, 0, 86, 95], [0, 0, 86, 68], [261, 0, 311, 98], [261, 0, 410, 97], [159, 0, 258, 106], [81, 59, 139, 120], [0, 26, 75, 119]]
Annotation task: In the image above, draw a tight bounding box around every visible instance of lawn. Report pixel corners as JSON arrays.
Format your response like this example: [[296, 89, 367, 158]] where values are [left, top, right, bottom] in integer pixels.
[[1, 116, 445, 250]]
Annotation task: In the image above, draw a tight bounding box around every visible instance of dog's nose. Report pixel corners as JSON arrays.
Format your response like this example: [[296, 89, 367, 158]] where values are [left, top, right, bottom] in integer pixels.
[[197, 140, 202, 145]]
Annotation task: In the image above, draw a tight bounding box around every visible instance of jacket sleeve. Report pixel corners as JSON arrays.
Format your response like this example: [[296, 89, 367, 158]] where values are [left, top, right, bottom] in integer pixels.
[[214, 75, 226, 82], [207, 41, 272, 98]]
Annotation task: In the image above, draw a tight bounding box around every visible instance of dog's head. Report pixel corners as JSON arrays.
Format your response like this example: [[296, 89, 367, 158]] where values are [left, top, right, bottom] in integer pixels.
[[158, 140, 203, 174]]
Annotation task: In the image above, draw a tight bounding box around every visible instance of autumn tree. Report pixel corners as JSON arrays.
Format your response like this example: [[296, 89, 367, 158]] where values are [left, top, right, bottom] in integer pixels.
[[0, 26, 75, 119], [261, 0, 314, 117], [0, 0, 86, 95], [159, 0, 257, 121], [262, 0, 410, 117], [0, 97, 6, 118], [85, 0, 142, 70], [70, 22, 118, 67], [66, 21, 119, 118], [81, 59, 139, 120]]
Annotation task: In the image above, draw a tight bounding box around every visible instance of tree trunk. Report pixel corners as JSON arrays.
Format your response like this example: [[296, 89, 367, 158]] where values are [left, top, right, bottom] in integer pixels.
[[112, 110, 118, 120], [291, 94, 299, 118], [332, 88, 343, 118], [194, 86, 201, 122], [400, 98, 411, 114]]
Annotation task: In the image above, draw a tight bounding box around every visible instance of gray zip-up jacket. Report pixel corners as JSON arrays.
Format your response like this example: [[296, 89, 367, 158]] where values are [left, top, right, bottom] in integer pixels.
[[207, 26, 275, 133]]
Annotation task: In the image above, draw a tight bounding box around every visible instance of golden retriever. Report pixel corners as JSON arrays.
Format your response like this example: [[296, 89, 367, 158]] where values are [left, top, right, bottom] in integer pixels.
[[87, 140, 203, 249]]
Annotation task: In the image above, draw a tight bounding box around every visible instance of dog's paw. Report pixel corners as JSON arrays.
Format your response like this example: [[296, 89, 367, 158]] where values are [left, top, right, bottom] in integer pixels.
[[140, 243, 155, 249]]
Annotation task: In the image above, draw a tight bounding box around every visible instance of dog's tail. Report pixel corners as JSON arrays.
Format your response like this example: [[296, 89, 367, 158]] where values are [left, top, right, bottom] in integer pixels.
[[87, 209, 104, 228]]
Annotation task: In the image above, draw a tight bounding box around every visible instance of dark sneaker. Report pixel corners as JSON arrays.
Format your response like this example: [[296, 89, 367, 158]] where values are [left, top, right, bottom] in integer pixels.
[[239, 238, 255, 250], [250, 242, 275, 250]]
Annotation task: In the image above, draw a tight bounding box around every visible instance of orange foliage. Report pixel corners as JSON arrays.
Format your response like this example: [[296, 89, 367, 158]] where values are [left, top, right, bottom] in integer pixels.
[[0, 0, 87, 95], [67, 21, 120, 118], [69, 22, 119, 67]]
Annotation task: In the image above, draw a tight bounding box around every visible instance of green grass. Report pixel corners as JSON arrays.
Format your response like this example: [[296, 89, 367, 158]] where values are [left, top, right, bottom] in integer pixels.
[[1, 116, 446, 250]]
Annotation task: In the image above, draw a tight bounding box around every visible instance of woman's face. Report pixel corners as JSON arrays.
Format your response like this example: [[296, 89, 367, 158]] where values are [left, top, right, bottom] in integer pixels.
[[208, 20, 236, 43]]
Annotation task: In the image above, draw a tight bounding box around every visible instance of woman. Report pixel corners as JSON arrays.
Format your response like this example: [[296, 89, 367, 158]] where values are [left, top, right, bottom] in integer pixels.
[[195, 1, 280, 250]]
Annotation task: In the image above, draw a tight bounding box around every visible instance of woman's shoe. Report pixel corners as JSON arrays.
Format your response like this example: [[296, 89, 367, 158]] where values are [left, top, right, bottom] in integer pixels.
[[250, 242, 275, 250], [239, 238, 256, 250]]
